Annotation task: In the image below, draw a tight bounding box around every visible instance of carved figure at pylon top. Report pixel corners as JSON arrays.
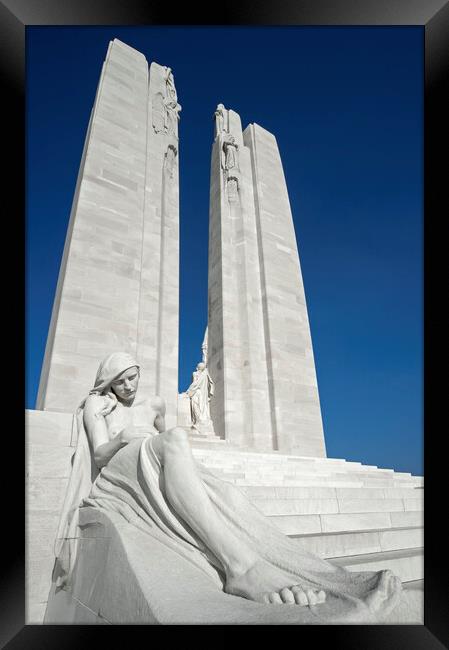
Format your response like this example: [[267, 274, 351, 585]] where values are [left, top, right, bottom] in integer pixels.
[[214, 103, 228, 139]]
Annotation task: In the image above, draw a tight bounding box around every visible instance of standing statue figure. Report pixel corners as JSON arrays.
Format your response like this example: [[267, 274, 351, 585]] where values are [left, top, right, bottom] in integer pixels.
[[222, 133, 239, 171], [214, 103, 227, 139], [187, 361, 215, 429]]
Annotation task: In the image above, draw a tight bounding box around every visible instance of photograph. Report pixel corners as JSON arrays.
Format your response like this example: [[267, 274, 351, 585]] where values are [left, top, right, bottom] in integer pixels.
[[24, 25, 425, 627]]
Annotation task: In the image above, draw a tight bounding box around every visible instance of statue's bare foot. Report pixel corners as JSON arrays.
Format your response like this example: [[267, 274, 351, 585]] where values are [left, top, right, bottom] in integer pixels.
[[225, 559, 326, 606], [365, 570, 401, 610]]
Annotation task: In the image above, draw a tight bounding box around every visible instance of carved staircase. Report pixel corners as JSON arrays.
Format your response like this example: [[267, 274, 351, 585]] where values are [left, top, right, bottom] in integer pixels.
[[26, 410, 424, 623], [190, 442, 424, 586]]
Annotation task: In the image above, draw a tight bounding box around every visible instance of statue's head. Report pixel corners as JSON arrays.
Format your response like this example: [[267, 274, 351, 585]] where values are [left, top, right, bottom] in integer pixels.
[[110, 366, 140, 404], [223, 134, 236, 147], [197, 362, 206, 371], [91, 352, 140, 404]]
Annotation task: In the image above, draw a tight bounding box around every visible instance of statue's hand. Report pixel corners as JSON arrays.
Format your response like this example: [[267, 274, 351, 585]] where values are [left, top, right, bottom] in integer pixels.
[[119, 426, 150, 445]]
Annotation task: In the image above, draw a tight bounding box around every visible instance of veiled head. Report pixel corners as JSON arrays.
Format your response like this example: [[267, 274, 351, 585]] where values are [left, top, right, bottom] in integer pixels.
[[90, 352, 140, 397]]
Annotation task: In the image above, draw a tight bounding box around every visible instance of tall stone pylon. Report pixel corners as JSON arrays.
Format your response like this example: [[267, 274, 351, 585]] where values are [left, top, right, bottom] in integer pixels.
[[207, 105, 326, 456], [36, 39, 180, 427]]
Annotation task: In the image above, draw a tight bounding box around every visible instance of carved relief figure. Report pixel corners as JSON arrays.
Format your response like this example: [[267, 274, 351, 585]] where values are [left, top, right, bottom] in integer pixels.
[[152, 67, 181, 136], [164, 144, 178, 179], [152, 92, 166, 133], [226, 176, 239, 202], [163, 66, 182, 137], [164, 97, 182, 137], [222, 133, 239, 171], [164, 67, 177, 102], [53, 351, 409, 622], [214, 103, 227, 139]]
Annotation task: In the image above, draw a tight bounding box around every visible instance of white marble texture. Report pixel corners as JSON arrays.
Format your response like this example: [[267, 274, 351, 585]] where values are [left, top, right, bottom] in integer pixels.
[[26, 409, 74, 623], [207, 110, 326, 455], [26, 408, 424, 623], [36, 41, 179, 427]]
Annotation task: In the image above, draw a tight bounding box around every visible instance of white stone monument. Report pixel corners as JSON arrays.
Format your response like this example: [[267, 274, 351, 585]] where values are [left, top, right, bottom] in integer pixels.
[[207, 104, 326, 456], [26, 41, 423, 626], [36, 39, 180, 428]]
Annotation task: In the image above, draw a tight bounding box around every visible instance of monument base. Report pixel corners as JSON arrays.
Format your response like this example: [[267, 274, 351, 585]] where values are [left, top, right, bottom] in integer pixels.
[[26, 409, 424, 624], [44, 507, 423, 624], [189, 422, 217, 438]]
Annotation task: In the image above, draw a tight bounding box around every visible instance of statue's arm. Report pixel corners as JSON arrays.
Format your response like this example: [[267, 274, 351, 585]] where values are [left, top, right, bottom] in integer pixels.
[[83, 395, 126, 469], [150, 395, 166, 433], [186, 376, 198, 396], [186, 380, 198, 397]]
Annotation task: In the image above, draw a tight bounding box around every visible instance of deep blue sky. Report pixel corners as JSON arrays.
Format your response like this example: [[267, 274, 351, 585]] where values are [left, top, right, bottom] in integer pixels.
[[26, 26, 423, 476]]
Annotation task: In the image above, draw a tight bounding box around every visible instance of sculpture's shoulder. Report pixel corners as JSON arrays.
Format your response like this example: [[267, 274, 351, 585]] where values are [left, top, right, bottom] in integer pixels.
[[84, 393, 108, 412]]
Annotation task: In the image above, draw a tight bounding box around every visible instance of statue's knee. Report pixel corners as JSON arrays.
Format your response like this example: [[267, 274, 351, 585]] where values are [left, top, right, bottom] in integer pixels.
[[165, 426, 189, 451]]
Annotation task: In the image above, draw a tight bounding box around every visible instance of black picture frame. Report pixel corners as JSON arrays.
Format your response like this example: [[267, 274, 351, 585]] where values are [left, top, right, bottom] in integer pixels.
[[5, 0, 448, 647]]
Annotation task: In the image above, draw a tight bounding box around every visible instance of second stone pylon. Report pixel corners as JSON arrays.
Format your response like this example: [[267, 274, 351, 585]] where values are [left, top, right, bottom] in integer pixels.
[[207, 104, 326, 456]]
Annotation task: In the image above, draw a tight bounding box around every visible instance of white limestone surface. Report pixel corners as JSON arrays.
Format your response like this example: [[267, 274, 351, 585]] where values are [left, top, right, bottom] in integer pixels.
[[207, 107, 326, 456], [36, 41, 180, 426], [208, 108, 273, 449], [26, 409, 74, 624], [26, 410, 424, 623], [244, 123, 326, 456]]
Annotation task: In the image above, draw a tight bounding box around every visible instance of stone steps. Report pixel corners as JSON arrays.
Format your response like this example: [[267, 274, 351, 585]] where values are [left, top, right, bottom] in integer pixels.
[[200, 461, 419, 472], [252, 496, 422, 516], [220, 471, 418, 481], [189, 438, 425, 583], [332, 548, 424, 583], [240, 486, 422, 499], [268, 510, 423, 535], [233, 474, 420, 485], [224, 475, 422, 488], [289, 525, 423, 558], [191, 444, 399, 466], [203, 468, 406, 479], [190, 448, 424, 490], [192, 449, 424, 562], [198, 464, 420, 481], [187, 435, 232, 449], [26, 412, 424, 623]]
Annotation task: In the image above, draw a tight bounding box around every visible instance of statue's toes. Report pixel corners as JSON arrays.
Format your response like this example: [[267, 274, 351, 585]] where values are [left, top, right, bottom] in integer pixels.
[[291, 585, 309, 606], [317, 589, 326, 603], [279, 587, 295, 604], [268, 591, 283, 604], [306, 588, 318, 606]]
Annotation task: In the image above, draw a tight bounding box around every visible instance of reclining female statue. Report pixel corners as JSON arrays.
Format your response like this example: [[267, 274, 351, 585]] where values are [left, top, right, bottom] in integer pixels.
[[53, 351, 413, 623]]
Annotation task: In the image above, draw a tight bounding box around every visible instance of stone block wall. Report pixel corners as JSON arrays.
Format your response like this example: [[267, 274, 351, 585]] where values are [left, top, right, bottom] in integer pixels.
[[208, 111, 273, 449], [26, 409, 74, 624], [36, 41, 180, 427], [244, 123, 326, 456], [208, 111, 326, 456]]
